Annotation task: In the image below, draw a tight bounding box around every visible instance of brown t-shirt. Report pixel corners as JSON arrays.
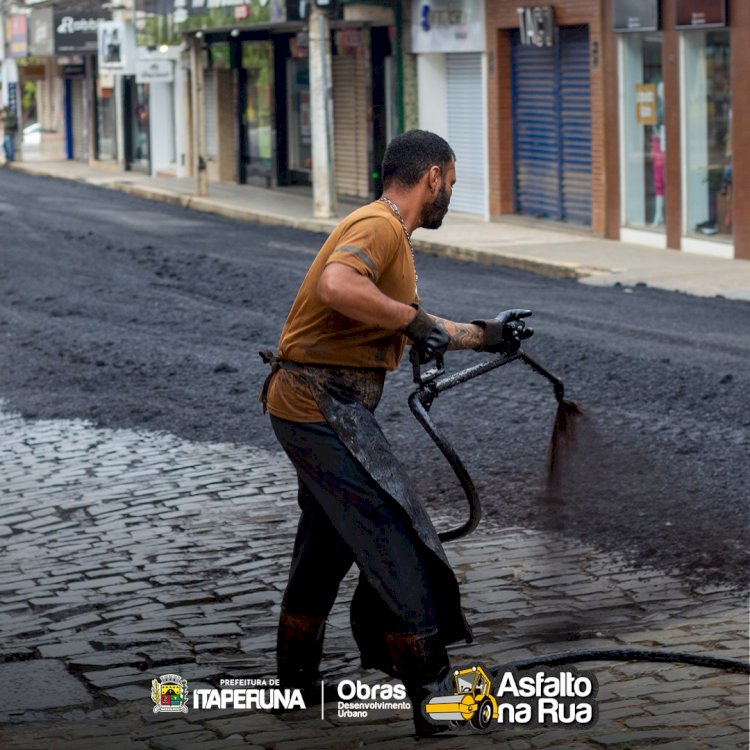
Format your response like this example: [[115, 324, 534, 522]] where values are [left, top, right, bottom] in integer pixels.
[[266, 200, 418, 422]]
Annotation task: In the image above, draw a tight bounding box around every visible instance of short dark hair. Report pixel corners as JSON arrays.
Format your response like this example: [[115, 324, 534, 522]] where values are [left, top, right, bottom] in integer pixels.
[[381, 130, 455, 189]]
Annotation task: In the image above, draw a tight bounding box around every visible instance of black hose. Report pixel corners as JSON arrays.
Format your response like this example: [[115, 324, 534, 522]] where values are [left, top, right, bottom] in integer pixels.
[[408, 388, 481, 542], [494, 648, 749, 675], [408, 348, 750, 676]]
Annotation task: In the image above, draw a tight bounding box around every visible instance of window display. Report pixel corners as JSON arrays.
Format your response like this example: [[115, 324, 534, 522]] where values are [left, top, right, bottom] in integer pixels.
[[619, 32, 664, 231], [682, 30, 731, 239]]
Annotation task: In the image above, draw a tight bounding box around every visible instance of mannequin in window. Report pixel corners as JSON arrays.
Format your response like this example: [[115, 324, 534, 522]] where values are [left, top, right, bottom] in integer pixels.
[[651, 81, 665, 227]]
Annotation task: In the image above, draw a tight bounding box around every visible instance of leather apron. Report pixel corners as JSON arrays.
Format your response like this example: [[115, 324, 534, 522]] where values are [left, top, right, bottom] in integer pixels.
[[260, 351, 472, 668]]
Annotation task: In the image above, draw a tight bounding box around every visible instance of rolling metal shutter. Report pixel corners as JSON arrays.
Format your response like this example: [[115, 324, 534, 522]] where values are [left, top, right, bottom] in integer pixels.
[[333, 56, 369, 200], [511, 27, 592, 225], [446, 53, 486, 216], [559, 28, 592, 225]]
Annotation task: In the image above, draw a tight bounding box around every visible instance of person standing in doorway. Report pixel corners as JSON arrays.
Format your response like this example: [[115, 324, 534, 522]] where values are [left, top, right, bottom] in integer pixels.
[[2, 106, 19, 163]]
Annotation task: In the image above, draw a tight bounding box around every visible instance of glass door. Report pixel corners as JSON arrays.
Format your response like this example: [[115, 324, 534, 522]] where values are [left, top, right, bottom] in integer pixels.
[[682, 30, 732, 240], [619, 33, 664, 230]]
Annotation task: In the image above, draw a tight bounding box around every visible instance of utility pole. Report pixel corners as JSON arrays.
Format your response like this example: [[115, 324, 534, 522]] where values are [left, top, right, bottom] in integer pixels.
[[190, 32, 208, 197], [308, 3, 335, 218]]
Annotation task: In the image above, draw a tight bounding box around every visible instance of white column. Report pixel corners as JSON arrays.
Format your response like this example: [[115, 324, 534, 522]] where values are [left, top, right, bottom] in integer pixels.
[[309, 5, 335, 218], [149, 81, 175, 175], [190, 33, 208, 197]]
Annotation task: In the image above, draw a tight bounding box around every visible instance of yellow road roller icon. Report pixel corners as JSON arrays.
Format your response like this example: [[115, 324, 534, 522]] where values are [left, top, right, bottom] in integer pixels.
[[424, 665, 498, 730]]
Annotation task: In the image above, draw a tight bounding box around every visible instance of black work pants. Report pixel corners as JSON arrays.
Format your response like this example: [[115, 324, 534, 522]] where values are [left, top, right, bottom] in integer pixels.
[[271, 415, 439, 635]]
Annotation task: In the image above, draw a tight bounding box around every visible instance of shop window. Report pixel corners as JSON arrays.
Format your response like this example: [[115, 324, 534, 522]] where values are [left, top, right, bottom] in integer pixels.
[[243, 42, 273, 177], [681, 30, 731, 239], [619, 33, 664, 231]]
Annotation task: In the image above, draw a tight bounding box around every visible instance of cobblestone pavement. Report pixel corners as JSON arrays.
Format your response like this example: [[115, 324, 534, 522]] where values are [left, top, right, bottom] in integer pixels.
[[0, 407, 747, 749]]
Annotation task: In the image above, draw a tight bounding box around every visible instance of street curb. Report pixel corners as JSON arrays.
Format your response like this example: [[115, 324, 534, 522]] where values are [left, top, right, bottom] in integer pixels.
[[114, 180, 606, 281], [9, 162, 612, 281], [409, 238, 608, 279]]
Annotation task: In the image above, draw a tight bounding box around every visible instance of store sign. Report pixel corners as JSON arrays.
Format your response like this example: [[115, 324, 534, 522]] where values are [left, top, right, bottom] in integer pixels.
[[6, 15, 29, 58], [612, 0, 659, 32], [6, 83, 18, 114], [98, 21, 137, 75], [136, 58, 174, 84], [675, 0, 727, 29], [517, 6, 555, 48], [411, 0, 485, 53], [29, 8, 55, 57], [55, 11, 108, 54], [635, 83, 657, 125]]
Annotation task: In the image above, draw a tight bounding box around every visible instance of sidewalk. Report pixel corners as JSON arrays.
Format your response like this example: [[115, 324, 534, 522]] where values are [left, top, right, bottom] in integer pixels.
[[7, 156, 750, 302], [0, 408, 747, 749]]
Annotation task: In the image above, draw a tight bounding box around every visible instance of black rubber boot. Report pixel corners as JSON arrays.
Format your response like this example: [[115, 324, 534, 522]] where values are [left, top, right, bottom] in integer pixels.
[[276, 610, 326, 708], [384, 631, 453, 738]]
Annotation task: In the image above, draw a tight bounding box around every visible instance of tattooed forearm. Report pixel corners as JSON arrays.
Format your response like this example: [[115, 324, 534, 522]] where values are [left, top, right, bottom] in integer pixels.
[[429, 315, 483, 350]]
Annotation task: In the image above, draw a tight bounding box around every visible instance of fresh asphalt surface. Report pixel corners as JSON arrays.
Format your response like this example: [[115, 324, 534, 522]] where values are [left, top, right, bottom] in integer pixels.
[[1, 170, 748, 589]]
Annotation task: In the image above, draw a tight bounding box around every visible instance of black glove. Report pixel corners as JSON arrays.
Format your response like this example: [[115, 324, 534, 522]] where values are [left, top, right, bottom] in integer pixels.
[[472, 309, 533, 354], [402, 307, 450, 364]]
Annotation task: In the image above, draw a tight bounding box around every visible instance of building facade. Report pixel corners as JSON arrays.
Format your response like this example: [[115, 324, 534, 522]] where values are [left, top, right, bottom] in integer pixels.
[[485, 0, 748, 259], [5, 0, 749, 259], [173, 0, 400, 202], [410, 0, 490, 218]]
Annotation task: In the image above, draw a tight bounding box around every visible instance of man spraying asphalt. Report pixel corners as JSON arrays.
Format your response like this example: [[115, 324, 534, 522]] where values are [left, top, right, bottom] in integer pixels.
[[260, 129, 533, 736]]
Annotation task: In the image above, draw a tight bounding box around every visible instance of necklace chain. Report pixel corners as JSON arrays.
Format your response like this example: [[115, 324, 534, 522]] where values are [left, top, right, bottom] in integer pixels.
[[379, 196, 418, 289]]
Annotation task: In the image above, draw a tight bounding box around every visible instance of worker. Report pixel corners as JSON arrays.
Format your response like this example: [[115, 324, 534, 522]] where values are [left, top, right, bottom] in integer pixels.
[[260, 129, 532, 735]]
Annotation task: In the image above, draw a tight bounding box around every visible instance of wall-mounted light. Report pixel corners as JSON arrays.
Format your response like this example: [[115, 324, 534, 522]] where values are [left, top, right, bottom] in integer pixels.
[[159, 44, 169, 53]]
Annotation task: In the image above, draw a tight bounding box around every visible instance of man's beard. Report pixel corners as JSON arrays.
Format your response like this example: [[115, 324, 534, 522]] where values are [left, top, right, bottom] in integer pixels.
[[420, 180, 451, 229]]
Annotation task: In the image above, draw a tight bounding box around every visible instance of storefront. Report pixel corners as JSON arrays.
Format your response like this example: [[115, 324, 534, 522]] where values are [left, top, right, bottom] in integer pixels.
[[27, 8, 58, 140], [181, 4, 393, 202], [678, 6, 732, 253], [614, 2, 664, 244], [412, 0, 488, 217], [611, 0, 743, 257], [485, 2, 608, 231], [280, 23, 393, 200], [140, 51, 182, 178], [332, 28, 371, 200], [54, 9, 108, 162], [510, 22, 592, 226], [485, 1, 746, 257]]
